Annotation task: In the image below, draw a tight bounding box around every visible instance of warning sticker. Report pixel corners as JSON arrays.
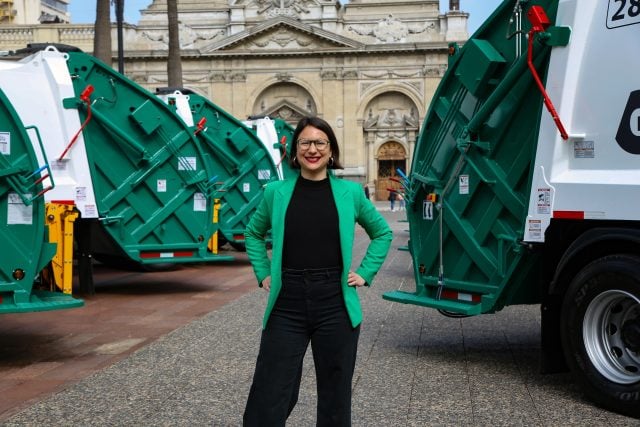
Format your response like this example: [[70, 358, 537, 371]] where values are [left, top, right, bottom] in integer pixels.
[[574, 140, 594, 158], [258, 169, 271, 180], [193, 192, 207, 212], [459, 175, 469, 195], [84, 204, 97, 217], [51, 160, 65, 171], [178, 157, 197, 171], [243, 183, 251, 193], [536, 188, 551, 215], [76, 186, 87, 202], [528, 219, 542, 240], [7, 193, 33, 225], [157, 179, 167, 193], [423, 200, 434, 220], [0, 132, 10, 155]]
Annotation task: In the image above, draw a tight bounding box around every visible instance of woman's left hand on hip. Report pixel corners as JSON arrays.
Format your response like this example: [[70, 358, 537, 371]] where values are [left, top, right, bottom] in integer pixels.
[[347, 271, 366, 287]]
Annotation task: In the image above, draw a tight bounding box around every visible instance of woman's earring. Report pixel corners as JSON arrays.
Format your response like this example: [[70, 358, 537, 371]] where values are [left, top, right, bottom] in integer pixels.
[[328, 157, 335, 167], [293, 157, 298, 167]]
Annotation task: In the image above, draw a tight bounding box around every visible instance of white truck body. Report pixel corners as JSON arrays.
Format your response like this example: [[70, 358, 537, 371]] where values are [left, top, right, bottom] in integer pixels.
[[525, 0, 640, 241], [0, 47, 98, 218]]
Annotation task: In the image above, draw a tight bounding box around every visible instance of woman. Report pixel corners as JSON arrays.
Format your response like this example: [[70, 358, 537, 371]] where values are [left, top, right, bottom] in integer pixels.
[[243, 116, 392, 426]]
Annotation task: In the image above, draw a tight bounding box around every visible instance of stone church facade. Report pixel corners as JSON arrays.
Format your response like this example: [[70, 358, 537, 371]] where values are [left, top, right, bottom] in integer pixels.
[[0, 0, 468, 199]]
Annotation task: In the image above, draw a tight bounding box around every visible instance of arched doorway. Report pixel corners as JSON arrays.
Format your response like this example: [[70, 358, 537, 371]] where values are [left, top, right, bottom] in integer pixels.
[[252, 82, 316, 126], [361, 91, 419, 201], [376, 141, 406, 201]]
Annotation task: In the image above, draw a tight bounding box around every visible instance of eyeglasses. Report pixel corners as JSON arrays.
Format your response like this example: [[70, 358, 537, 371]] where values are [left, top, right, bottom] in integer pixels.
[[297, 138, 329, 151]]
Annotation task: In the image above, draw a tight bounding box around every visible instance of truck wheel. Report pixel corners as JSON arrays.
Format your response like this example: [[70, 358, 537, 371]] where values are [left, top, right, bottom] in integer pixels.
[[561, 254, 640, 418]]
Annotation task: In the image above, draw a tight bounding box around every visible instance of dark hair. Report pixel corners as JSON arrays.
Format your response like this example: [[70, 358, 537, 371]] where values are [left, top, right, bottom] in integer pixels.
[[289, 116, 344, 170]]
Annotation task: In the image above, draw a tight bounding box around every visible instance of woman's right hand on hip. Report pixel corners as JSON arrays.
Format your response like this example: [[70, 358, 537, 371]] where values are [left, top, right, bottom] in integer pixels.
[[260, 276, 271, 291]]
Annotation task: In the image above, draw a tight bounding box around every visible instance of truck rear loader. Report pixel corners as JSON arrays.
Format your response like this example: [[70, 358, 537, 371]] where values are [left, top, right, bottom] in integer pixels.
[[383, 0, 640, 417]]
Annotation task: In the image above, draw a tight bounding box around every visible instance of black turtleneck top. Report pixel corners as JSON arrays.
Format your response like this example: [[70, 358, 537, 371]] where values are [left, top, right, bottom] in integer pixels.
[[282, 176, 342, 270]]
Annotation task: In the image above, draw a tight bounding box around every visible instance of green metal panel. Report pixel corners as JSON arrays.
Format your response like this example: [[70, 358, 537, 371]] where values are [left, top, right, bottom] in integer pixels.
[[0, 89, 82, 313], [186, 93, 279, 245], [455, 39, 507, 98], [65, 52, 233, 263], [384, 0, 560, 315]]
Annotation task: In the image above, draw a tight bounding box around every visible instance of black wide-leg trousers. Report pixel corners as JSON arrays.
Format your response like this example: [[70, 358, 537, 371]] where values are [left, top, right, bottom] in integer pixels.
[[243, 268, 360, 427]]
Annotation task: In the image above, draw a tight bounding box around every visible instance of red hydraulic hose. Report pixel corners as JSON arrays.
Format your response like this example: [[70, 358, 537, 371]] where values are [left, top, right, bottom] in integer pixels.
[[526, 27, 568, 140], [276, 135, 288, 167], [194, 117, 207, 135], [58, 85, 94, 160]]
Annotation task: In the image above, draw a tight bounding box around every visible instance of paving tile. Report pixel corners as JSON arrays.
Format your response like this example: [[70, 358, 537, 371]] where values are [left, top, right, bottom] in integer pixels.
[[2, 207, 639, 425]]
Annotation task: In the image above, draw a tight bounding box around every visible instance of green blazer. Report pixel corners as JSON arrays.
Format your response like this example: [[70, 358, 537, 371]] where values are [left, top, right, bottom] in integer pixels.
[[245, 175, 393, 328]]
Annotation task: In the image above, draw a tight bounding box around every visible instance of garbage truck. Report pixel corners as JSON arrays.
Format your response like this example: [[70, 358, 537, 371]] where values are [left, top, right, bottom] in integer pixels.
[[383, 0, 640, 417], [0, 87, 82, 312], [156, 88, 295, 251], [0, 45, 239, 292]]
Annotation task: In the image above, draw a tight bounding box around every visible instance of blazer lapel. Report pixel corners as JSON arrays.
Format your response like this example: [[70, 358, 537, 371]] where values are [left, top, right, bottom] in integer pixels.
[[271, 178, 297, 268], [330, 178, 354, 273]]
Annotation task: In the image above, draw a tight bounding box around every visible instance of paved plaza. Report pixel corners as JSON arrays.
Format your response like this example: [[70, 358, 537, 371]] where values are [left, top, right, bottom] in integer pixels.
[[1, 205, 639, 426]]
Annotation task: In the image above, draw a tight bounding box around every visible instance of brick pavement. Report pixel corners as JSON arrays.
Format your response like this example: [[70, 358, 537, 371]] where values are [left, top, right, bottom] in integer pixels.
[[1, 205, 638, 425], [0, 253, 256, 421]]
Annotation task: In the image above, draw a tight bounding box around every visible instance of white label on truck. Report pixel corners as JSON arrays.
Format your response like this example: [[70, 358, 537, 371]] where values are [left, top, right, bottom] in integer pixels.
[[7, 192, 33, 225], [258, 169, 271, 180], [574, 140, 595, 158], [157, 179, 167, 193], [459, 175, 469, 195], [50, 160, 67, 171], [607, 0, 640, 29], [84, 204, 97, 217], [243, 183, 250, 193], [0, 132, 10, 155], [75, 186, 87, 201], [536, 188, 551, 214], [528, 219, 542, 240], [178, 157, 197, 171], [193, 192, 206, 212], [423, 201, 434, 220]]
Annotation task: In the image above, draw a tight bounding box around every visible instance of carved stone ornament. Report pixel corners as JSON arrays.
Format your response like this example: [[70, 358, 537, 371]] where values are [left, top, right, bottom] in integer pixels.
[[422, 65, 447, 77], [142, 23, 224, 49], [253, 0, 315, 18], [320, 70, 338, 79], [265, 103, 307, 124], [276, 72, 293, 81], [250, 27, 314, 49], [365, 108, 420, 130], [349, 15, 437, 43]]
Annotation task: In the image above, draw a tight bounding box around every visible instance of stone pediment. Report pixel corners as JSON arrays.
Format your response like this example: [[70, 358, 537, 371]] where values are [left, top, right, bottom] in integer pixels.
[[263, 100, 311, 123], [202, 16, 363, 53]]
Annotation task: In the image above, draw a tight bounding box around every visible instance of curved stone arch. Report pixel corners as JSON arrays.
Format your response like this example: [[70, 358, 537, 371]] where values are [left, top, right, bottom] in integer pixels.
[[373, 138, 408, 163], [247, 77, 321, 119], [356, 83, 425, 120], [374, 138, 409, 160]]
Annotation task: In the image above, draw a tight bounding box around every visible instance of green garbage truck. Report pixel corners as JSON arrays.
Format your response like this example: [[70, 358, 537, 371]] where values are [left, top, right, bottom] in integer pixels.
[[0, 45, 237, 292], [383, 0, 640, 417], [0, 87, 82, 312], [156, 88, 295, 251]]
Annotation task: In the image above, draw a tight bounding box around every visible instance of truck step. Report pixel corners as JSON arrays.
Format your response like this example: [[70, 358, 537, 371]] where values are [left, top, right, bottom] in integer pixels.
[[0, 290, 83, 314], [382, 290, 484, 316]]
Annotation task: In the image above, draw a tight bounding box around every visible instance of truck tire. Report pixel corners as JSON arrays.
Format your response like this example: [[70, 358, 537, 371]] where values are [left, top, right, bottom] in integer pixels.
[[561, 254, 640, 418]]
